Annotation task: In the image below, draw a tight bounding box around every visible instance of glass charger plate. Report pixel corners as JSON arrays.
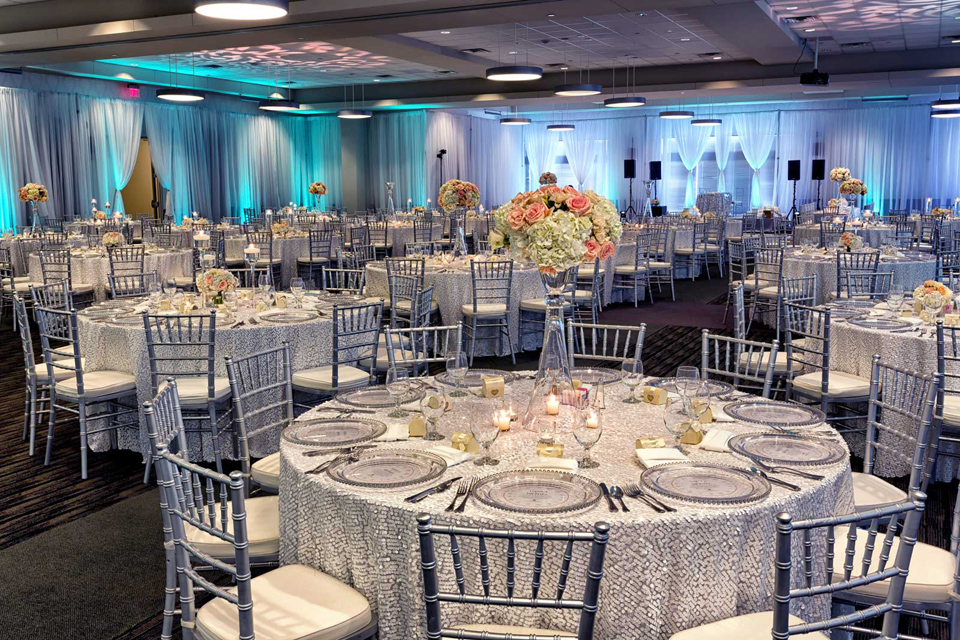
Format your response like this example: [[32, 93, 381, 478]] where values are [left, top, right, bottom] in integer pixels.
[[647, 377, 733, 397], [434, 368, 517, 387], [259, 311, 318, 324], [316, 294, 367, 305], [335, 384, 424, 408], [79, 307, 123, 319], [108, 314, 146, 326], [282, 418, 386, 447], [728, 433, 847, 467], [844, 316, 911, 331], [472, 470, 603, 515], [833, 299, 877, 310], [641, 463, 770, 505], [723, 400, 825, 428], [96, 298, 144, 309], [571, 367, 621, 385], [327, 449, 446, 489]]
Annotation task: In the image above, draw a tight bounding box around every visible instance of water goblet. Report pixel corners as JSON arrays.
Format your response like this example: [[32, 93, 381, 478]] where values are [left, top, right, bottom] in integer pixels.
[[572, 406, 602, 469], [662, 396, 689, 451], [257, 274, 270, 296], [385, 367, 411, 418], [886, 288, 905, 319], [621, 360, 644, 403], [674, 366, 701, 409], [290, 277, 305, 308], [472, 411, 501, 466], [419, 393, 446, 442], [445, 351, 469, 397]]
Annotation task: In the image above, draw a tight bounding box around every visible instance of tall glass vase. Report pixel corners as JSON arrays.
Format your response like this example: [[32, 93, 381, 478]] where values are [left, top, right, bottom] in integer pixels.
[[522, 267, 577, 436], [29, 201, 39, 233]]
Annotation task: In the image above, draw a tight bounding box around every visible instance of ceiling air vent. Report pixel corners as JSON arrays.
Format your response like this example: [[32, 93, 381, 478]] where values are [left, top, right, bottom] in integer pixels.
[[840, 42, 870, 49], [461, 48, 490, 54], [782, 15, 815, 23]]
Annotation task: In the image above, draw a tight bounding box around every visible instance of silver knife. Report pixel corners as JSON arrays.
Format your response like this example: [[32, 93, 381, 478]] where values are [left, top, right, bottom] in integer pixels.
[[302, 444, 376, 457], [404, 476, 463, 503], [599, 482, 618, 512]]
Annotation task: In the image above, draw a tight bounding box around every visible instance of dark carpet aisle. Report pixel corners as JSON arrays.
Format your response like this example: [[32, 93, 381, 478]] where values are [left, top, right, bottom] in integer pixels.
[[0, 271, 955, 640]]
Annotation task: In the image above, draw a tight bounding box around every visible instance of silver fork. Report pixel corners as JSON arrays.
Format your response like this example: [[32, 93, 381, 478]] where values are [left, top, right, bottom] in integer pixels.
[[306, 453, 348, 475], [625, 482, 676, 513], [445, 478, 471, 512], [454, 477, 478, 513], [751, 458, 824, 480]]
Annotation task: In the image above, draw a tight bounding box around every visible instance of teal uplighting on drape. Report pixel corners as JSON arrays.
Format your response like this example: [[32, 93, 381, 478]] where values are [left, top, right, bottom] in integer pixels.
[[367, 111, 427, 209]]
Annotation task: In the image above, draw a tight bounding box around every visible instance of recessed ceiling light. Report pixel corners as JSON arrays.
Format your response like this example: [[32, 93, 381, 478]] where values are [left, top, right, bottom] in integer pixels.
[[636, 12, 646, 16], [547, 13, 556, 17], [560, 66, 569, 70], [712, 55, 722, 60], [337, 109, 372, 119], [785, 5, 799, 9], [509, 51, 518, 55], [373, 79, 381, 82], [805, 28, 817, 32], [486, 65, 543, 81], [194, 0, 288, 20], [952, 37, 960, 44], [259, 99, 301, 112], [440, 30, 450, 34], [157, 88, 205, 102], [554, 83, 603, 97], [680, 38, 691, 42]]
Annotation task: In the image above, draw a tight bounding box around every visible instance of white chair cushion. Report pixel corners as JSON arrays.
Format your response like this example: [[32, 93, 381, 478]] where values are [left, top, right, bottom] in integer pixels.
[[365, 296, 390, 309], [36, 357, 86, 382], [705, 243, 722, 250], [165, 376, 232, 406], [649, 261, 673, 269], [3, 280, 41, 292], [255, 257, 283, 266], [577, 267, 605, 277], [55, 370, 136, 399], [738, 349, 789, 375], [564, 290, 595, 303], [833, 529, 955, 604], [292, 365, 369, 392], [297, 256, 330, 264], [359, 348, 415, 371], [186, 495, 279, 559], [13, 275, 31, 283], [730, 279, 772, 291], [453, 624, 576, 638], [461, 303, 507, 318], [520, 298, 572, 312], [792, 370, 870, 398], [252, 452, 280, 492], [614, 265, 647, 275], [71, 283, 96, 294], [195, 564, 372, 640], [852, 472, 907, 511], [673, 248, 705, 255], [395, 299, 440, 312], [669, 611, 827, 640], [941, 394, 960, 427], [757, 285, 780, 298]]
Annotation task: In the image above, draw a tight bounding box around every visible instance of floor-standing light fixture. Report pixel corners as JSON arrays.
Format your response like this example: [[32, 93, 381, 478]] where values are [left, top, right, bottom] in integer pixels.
[[156, 53, 205, 102], [195, 0, 288, 20]]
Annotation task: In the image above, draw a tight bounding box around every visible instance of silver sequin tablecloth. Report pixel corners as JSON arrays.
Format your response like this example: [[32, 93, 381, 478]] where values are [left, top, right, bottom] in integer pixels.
[[226, 236, 309, 288], [28, 249, 192, 301], [279, 378, 853, 640]]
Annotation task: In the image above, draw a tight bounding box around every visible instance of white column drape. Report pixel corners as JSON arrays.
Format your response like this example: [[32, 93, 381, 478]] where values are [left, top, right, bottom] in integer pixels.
[[674, 121, 712, 207], [733, 112, 778, 208], [563, 119, 606, 190], [713, 119, 735, 194], [425, 112, 470, 201], [96, 99, 144, 213], [523, 125, 560, 189], [468, 116, 524, 208]]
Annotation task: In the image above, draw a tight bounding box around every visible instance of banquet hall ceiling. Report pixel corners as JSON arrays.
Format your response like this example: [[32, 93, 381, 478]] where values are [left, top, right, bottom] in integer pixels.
[[1, 0, 960, 108]]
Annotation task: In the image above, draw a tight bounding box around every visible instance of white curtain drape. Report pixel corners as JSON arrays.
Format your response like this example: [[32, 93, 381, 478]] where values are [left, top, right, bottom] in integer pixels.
[[468, 116, 524, 208], [713, 119, 735, 194], [674, 121, 712, 207], [425, 112, 470, 202], [523, 125, 560, 189], [95, 99, 144, 213], [564, 119, 606, 190], [733, 112, 778, 208], [366, 111, 427, 209]]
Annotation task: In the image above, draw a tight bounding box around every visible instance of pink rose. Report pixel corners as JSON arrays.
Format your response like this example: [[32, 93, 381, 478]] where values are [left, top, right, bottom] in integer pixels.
[[217, 279, 229, 291], [506, 206, 526, 230], [563, 185, 580, 196], [599, 241, 616, 260], [584, 238, 600, 259], [524, 202, 549, 224], [567, 195, 593, 216]]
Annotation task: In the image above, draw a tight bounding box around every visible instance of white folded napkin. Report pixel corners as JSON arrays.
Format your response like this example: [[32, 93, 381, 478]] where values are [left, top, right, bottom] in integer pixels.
[[524, 456, 579, 472], [698, 428, 734, 452], [376, 423, 409, 442], [709, 405, 735, 422], [258, 309, 284, 318], [635, 448, 688, 469], [426, 444, 474, 467]]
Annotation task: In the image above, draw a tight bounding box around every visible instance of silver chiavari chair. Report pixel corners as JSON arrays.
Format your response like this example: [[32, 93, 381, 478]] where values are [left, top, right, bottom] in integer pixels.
[[783, 274, 819, 309], [386, 257, 426, 328], [731, 284, 747, 340], [156, 442, 377, 640], [704, 218, 726, 277], [143, 312, 233, 481], [368, 219, 389, 259], [413, 219, 435, 243], [29, 280, 73, 321], [612, 234, 652, 307], [935, 321, 960, 476], [722, 237, 760, 325], [384, 321, 461, 377], [819, 219, 846, 248], [322, 266, 365, 294], [416, 514, 610, 640], [292, 302, 382, 407], [701, 330, 779, 398], [939, 250, 960, 282], [367, 285, 434, 372], [108, 271, 158, 299], [37, 248, 96, 306], [567, 258, 604, 323], [784, 302, 871, 430], [835, 251, 880, 299], [155, 232, 183, 249], [34, 306, 139, 478], [518, 267, 577, 350], [919, 216, 942, 252], [225, 343, 294, 495], [670, 493, 926, 640], [566, 319, 646, 370], [107, 245, 145, 277], [853, 354, 938, 513], [646, 226, 675, 301], [245, 230, 282, 287], [464, 258, 515, 366], [405, 241, 441, 256], [893, 220, 916, 249], [14, 295, 62, 457], [341, 242, 377, 270], [40, 231, 69, 249], [297, 229, 335, 284], [845, 271, 893, 301], [746, 246, 783, 335], [0, 246, 35, 326], [673, 221, 709, 280]]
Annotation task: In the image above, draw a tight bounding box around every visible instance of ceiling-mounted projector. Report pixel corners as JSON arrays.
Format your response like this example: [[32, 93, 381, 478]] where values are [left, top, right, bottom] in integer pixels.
[[799, 38, 828, 86]]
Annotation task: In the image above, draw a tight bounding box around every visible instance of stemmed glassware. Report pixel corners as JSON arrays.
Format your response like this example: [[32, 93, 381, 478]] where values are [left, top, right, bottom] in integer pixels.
[[385, 367, 411, 418], [662, 396, 689, 451], [621, 360, 644, 403], [290, 277, 305, 308], [886, 286, 905, 319], [674, 366, 701, 412], [419, 394, 446, 441], [257, 274, 270, 297], [472, 411, 501, 466], [445, 350, 469, 397], [572, 405, 602, 469]]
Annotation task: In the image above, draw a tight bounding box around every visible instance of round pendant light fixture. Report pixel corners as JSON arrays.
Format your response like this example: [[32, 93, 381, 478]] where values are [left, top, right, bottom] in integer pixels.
[[604, 96, 646, 108], [259, 99, 301, 112], [547, 123, 575, 131], [195, 0, 288, 20], [691, 118, 722, 127], [554, 83, 602, 97], [931, 109, 960, 119], [659, 110, 694, 119], [933, 98, 960, 109], [500, 106, 531, 125], [486, 65, 543, 81], [337, 108, 373, 119], [157, 88, 205, 102]]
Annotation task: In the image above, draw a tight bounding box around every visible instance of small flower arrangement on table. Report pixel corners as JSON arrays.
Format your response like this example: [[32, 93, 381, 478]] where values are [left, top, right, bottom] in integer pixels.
[[539, 172, 558, 186], [932, 207, 952, 218], [837, 231, 863, 252], [913, 280, 955, 319], [438, 179, 480, 213], [196, 268, 238, 305], [271, 221, 301, 238], [93, 210, 107, 221], [102, 231, 125, 248]]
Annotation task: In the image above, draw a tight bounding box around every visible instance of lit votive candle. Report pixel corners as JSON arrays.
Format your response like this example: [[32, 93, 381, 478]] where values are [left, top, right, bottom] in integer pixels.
[[494, 410, 511, 431], [244, 243, 260, 259], [545, 394, 560, 415], [585, 409, 600, 429]]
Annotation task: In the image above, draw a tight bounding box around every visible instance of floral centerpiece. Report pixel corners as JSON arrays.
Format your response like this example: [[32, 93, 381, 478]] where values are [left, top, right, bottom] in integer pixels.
[[19, 183, 49, 232], [93, 210, 107, 221], [839, 179, 867, 196], [539, 172, 558, 186], [271, 221, 300, 238], [932, 207, 952, 218], [412, 206, 426, 215], [913, 280, 955, 318], [101, 231, 125, 248], [830, 167, 851, 183], [309, 181, 327, 210], [196, 268, 238, 305], [703, 211, 716, 219], [837, 231, 863, 252], [680, 207, 701, 220], [438, 179, 480, 213]]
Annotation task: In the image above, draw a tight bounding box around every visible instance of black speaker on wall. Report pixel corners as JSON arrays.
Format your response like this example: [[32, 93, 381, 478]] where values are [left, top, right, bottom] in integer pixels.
[[649, 161, 662, 181], [624, 159, 636, 180], [811, 159, 826, 181], [788, 160, 801, 182]]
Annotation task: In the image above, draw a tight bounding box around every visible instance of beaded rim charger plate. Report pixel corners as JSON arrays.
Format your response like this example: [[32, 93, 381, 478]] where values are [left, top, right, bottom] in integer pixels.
[[472, 470, 603, 515], [282, 418, 387, 447], [259, 310, 318, 324], [647, 377, 733, 397], [723, 400, 825, 428], [641, 463, 771, 505], [335, 384, 424, 408], [327, 449, 446, 489], [79, 307, 123, 319], [434, 368, 517, 387], [728, 433, 847, 467], [844, 316, 911, 331], [570, 367, 621, 384], [109, 313, 146, 326]]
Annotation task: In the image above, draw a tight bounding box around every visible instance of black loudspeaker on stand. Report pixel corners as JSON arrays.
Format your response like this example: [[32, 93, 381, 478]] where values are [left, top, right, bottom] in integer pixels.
[[649, 160, 661, 203], [811, 159, 825, 210], [623, 160, 637, 217], [787, 160, 800, 218]]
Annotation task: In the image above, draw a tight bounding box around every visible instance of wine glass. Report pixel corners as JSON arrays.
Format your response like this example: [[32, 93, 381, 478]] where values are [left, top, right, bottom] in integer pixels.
[[621, 360, 644, 403], [674, 366, 701, 409], [572, 406, 602, 469], [472, 411, 501, 466], [385, 367, 411, 418], [687, 384, 711, 426], [923, 292, 945, 323], [445, 350, 468, 397], [257, 274, 270, 296], [886, 287, 905, 319], [662, 397, 689, 451], [419, 394, 446, 441], [290, 277, 305, 308]]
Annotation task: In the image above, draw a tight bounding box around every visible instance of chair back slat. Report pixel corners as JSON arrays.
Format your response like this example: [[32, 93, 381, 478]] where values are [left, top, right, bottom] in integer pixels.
[[566, 320, 646, 368], [701, 330, 779, 398], [109, 272, 158, 299]]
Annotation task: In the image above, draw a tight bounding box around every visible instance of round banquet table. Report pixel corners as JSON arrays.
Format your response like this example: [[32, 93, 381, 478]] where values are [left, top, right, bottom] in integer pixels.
[[226, 236, 309, 288], [793, 224, 898, 248], [77, 303, 337, 459], [387, 223, 443, 256], [781, 248, 936, 305], [65, 220, 142, 240], [278, 376, 853, 640], [2, 235, 86, 275], [28, 248, 193, 301]]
